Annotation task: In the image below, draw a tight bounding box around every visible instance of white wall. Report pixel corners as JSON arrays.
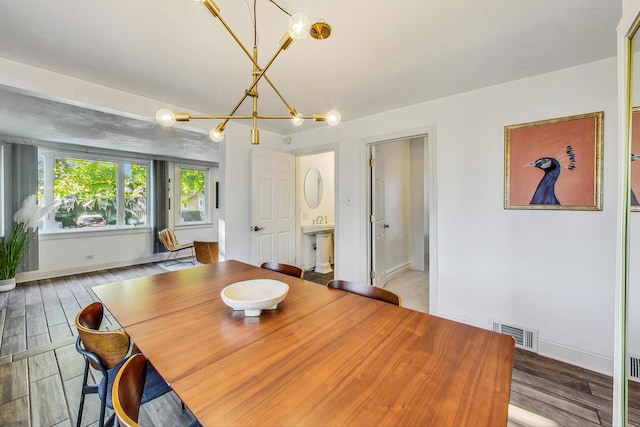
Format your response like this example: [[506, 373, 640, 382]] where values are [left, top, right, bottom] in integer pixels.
[[409, 138, 427, 270], [288, 57, 619, 374]]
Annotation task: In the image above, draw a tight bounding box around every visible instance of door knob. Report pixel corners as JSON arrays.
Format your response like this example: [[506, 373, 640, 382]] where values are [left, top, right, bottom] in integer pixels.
[[253, 226, 265, 232], [383, 224, 390, 228]]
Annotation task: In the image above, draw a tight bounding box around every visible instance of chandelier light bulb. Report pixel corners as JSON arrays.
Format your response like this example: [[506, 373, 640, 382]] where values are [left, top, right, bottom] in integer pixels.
[[325, 110, 341, 126], [209, 128, 225, 142], [156, 109, 176, 127], [291, 115, 304, 126], [288, 12, 310, 40]]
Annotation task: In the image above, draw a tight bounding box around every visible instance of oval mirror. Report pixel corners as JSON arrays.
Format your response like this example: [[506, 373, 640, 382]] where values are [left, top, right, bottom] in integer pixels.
[[304, 167, 323, 209]]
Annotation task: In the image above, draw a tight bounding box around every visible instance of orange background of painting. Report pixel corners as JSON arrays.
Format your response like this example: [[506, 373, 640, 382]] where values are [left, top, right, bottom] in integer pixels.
[[632, 110, 640, 197], [508, 117, 596, 206]]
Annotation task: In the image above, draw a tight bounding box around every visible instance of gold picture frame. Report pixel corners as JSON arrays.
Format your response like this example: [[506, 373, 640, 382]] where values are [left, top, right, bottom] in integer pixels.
[[631, 107, 640, 211], [504, 111, 603, 210]]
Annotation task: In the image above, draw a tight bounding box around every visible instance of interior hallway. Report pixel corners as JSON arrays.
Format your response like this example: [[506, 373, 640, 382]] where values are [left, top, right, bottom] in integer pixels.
[[382, 268, 429, 313]]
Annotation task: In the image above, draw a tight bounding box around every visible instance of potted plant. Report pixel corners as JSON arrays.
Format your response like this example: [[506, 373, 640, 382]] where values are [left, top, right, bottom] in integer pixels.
[[0, 195, 52, 291]]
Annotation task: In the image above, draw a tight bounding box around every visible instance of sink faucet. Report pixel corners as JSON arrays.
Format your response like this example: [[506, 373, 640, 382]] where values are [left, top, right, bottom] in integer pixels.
[[316, 215, 324, 224]]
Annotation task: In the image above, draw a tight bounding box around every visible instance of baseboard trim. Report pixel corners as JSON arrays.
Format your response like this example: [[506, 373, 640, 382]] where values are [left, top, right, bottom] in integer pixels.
[[433, 309, 613, 376], [384, 262, 411, 280], [536, 340, 612, 377], [15, 254, 167, 282]]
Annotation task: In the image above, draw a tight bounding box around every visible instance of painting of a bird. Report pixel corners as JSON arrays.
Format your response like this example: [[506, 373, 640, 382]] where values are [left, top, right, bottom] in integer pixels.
[[632, 153, 640, 206], [527, 145, 575, 205]]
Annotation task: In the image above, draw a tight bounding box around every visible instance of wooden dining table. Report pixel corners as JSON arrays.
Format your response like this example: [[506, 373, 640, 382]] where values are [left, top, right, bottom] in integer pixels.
[[93, 260, 515, 427]]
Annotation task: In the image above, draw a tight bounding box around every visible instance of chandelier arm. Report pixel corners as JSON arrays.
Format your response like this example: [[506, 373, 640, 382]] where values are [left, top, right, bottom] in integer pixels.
[[202, 3, 261, 71], [187, 115, 254, 120], [262, 74, 298, 116]]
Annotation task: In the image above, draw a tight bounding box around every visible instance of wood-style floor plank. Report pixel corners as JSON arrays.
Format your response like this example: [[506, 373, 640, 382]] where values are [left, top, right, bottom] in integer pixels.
[[511, 380, 600, 423], [510, 389, 601, 427], [1, 334, 26, 357], [28, 350, 59, 382], [0, 395, 29, 427], [30, 373, 71, 427], [0, 358, 28, 405], [512, 365, 613, 413], [27, 332, 51, 349]]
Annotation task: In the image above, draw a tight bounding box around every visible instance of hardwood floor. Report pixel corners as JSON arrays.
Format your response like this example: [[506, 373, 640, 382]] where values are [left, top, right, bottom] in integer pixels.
[[302, 265, 333, 286], [0, 263, 629, 426]]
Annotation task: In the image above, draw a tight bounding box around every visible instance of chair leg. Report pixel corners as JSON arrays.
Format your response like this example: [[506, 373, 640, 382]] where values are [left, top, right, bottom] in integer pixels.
[[104, 413, 115, 427], [76, 360, 91, 427], [98, 371, 109, 427], [165, 248, 195, 266], [164, 250, 179, 266]]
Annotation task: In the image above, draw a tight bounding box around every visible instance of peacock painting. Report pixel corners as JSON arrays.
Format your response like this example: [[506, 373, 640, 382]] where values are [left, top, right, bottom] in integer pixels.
[[527, 145, 576, 205], [505, 111, 602, 210], [632, 153, 640, 206]]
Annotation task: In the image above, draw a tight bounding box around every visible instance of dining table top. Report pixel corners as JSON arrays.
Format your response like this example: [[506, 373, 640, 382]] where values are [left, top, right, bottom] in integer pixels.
[[93, 260, 515, 427]]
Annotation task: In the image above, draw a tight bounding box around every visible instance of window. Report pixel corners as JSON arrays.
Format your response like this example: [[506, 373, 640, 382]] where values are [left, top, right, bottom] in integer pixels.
[[178, 166, 209, 224], [124, 163, 148, 226], [38, 150, 149, 231], [0, 145, 4, 236]]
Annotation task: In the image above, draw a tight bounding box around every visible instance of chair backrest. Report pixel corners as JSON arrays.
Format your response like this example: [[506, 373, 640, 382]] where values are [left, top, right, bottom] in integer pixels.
[[75, 301, 130, 369], [193, 241, 219, 264], [261, 262, 304, 279], [157, 228, 179, 251], [113, 353, 147, 427], [327, 280, 401, 306]]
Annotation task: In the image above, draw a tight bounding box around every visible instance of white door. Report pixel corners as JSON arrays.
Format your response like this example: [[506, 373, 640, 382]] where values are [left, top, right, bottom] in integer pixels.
[[251, 148, 295, 266], [371, 148, 388, 286]]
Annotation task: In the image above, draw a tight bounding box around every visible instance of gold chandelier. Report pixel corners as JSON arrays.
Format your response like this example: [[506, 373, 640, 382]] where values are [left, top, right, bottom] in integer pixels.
[[156, 0, 341, 145]]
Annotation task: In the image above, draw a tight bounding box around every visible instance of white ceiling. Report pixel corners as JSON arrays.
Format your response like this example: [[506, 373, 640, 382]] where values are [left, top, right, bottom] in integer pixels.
[[0, 0, 622, 160]]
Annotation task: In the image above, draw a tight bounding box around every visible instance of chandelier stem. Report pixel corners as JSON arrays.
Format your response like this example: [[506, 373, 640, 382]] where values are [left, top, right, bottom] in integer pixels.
[[215, 33, 294, 129], [252, 47, 260, 145]]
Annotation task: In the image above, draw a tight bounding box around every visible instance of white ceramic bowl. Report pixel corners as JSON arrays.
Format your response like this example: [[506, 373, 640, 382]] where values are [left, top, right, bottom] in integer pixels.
[[221, 279, 289, 317]]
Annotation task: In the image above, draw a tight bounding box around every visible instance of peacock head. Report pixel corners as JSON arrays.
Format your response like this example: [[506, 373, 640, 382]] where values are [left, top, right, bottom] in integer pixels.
[[526, 157, 560, 172]]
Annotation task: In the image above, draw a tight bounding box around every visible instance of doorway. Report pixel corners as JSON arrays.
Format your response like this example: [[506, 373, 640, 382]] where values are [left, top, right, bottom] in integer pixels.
[[368, 135, 430, 312], [296, 150, 336, 279]]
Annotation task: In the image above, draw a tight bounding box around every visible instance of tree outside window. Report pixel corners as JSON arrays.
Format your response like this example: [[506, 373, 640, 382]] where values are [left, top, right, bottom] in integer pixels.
[[37, 154, 148, 230], [179, 167, 207, 223]]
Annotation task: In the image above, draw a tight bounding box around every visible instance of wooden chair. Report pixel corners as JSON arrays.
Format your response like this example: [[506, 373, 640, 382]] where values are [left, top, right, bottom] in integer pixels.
[[193, 241, 219, 264], [74, 302, 171, 427], [157, 228, 194, 266], [113, 353, 202, 427], [326, 280, 401, 306], [113, 353, 146, 427], [261, 262, 304, 279]]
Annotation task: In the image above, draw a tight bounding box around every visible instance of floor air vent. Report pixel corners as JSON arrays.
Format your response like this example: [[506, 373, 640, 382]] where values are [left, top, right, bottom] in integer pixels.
[[630, 355, 640, 382], [491, 320, 538, 352]]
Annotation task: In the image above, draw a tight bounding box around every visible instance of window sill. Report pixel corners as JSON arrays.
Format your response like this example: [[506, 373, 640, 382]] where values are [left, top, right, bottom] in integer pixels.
[[175, 222, 216, 230], [40, 226, 151, 241]]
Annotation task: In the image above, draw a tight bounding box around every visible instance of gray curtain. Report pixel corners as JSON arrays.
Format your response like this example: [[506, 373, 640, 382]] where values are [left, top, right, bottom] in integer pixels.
[[152, 160, 169, 253], [4, 143, 39, 272]]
